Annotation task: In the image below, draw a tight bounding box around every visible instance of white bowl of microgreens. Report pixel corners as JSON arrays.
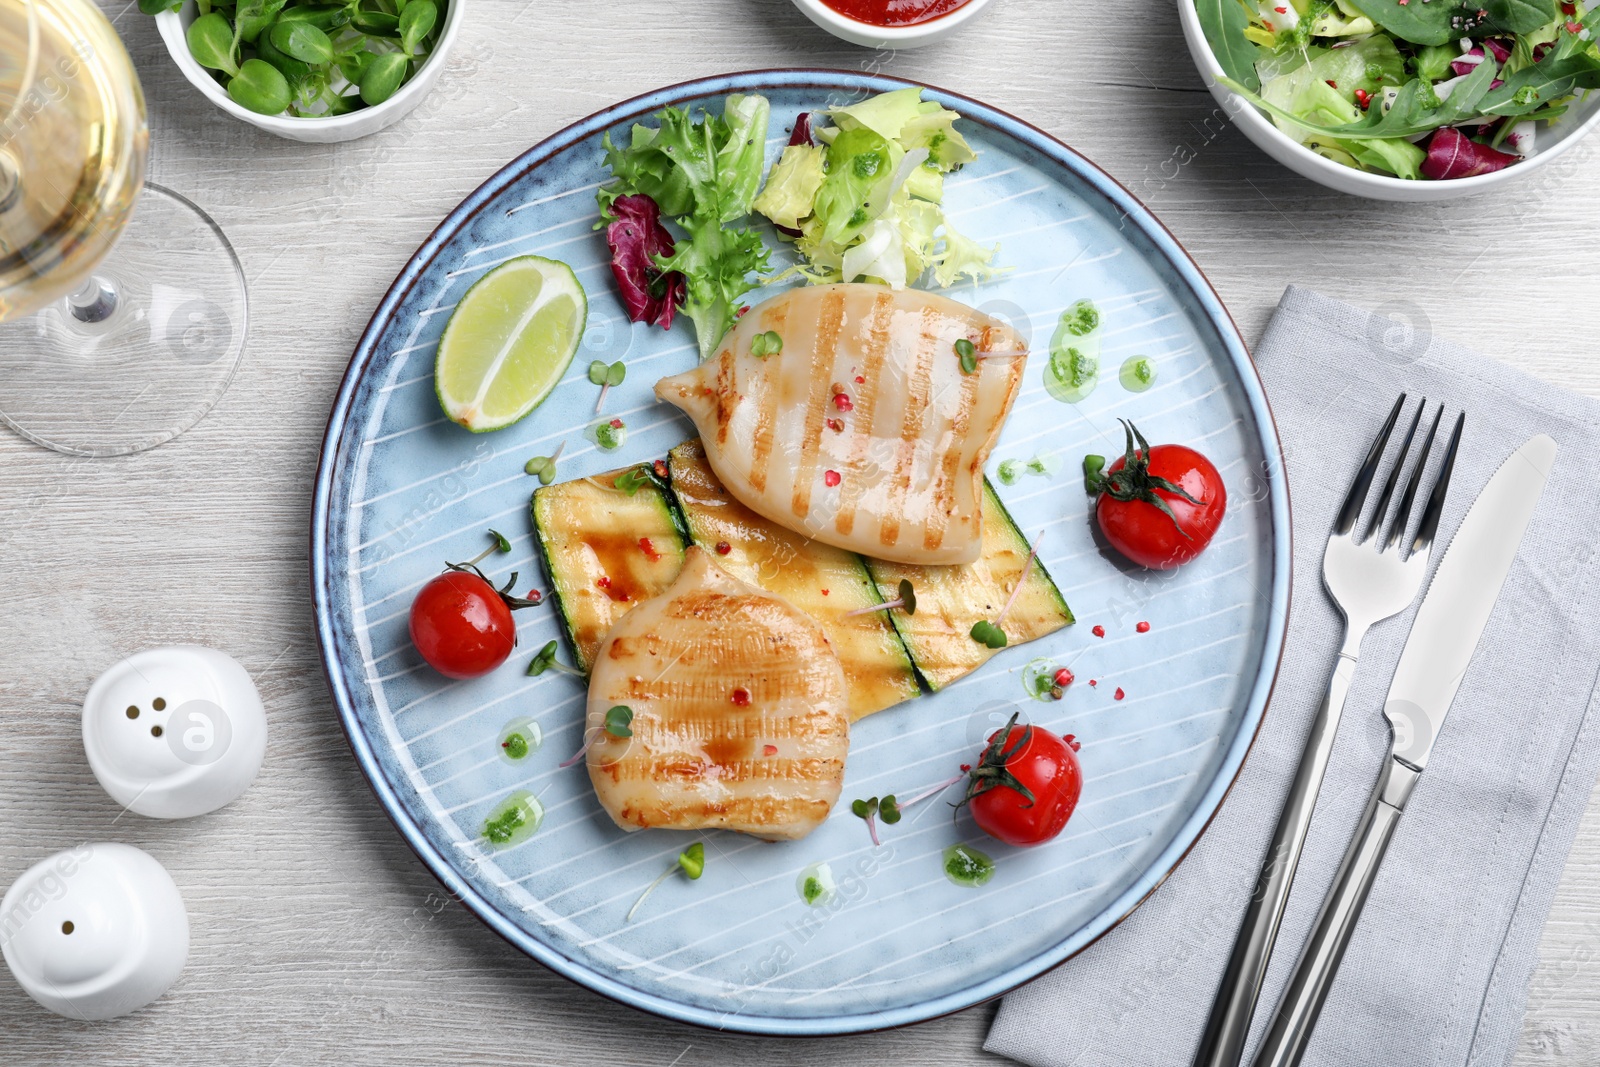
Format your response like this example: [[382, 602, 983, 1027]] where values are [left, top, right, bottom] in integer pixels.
[[152, 0, 462, 143], [1180, 0, 1600, 201]]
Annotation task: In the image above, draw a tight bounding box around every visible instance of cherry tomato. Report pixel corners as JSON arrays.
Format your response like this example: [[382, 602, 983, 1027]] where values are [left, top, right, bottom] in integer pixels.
[[410, 570, 516, 679], [1092, 421, 1225, 570], [966, 718, 1083, 847]]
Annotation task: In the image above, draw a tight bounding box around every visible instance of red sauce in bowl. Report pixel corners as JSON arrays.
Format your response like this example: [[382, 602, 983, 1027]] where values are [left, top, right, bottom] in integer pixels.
[[820, 0, 975, 27]]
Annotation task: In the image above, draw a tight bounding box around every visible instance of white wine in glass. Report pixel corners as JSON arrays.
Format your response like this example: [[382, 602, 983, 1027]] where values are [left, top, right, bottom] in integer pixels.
[[0, 0, 247, 456]]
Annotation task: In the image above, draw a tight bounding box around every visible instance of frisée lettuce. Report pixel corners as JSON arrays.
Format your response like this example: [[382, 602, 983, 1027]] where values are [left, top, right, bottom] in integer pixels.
[[752, 88, 1005, 289]]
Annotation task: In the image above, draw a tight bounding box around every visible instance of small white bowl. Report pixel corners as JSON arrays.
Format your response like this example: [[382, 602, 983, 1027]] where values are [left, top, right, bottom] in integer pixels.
[[1177, 1, 1600, 201], [156, 0, 464, 143], [790, 0, 996, 49]]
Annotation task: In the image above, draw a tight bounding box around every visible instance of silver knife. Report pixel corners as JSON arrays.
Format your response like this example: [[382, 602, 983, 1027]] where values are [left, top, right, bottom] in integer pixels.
[[1252, 433, 1559, 1067]]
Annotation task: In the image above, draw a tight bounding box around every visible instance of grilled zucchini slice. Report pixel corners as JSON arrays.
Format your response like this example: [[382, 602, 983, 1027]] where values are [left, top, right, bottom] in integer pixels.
[[668, 439, 919, 721], [865, 481, 1072, 690], [531, 464, 688, 672]]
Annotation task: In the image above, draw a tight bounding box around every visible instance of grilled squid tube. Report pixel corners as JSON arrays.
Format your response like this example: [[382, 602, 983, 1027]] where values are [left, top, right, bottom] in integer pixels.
[[655, 283, 1027, 566]]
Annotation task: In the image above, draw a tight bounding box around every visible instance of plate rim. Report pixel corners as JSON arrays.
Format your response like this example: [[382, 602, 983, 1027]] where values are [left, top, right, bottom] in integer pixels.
[[310, 67, 1293, 1036]]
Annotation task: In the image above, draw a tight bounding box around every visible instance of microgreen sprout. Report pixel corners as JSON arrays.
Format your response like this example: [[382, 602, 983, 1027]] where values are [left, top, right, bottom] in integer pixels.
[[441, 531, 541, 611], [558, 705, 634, 768], [456, 528, 510, 569], [955, 336, 1028, 374], [614, 465, 654, 496], [970, 620, 1008, 649], [850, 770, 967, 846], [527, 639, 583, 678], [966, 520, 1044, 654], [843, 579, 916, 618], [750, 331, 784, 358], [1083, 453, 1106, 494], [525, 440, 567, 485], [589, 359, 627, 413], [955, 337, 977, 374], [850, 796, 890, 846], [992, 527, 1046, 630], [627, 841, 706, 922], [604, 705, 634, 738]]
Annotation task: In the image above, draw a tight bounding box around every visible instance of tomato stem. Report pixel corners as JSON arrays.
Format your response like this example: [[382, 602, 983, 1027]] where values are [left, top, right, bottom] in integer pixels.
[[1097, 419, 1205, 540]]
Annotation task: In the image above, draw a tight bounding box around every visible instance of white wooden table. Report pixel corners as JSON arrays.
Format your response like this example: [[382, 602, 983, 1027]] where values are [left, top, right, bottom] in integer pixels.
[[3, 1, 1598, 1062]]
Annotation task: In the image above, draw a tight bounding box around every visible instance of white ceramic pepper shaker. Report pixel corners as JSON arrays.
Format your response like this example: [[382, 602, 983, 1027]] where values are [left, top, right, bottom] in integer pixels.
[[0, 844, 189, 1019], [82, 645, 267, 819]]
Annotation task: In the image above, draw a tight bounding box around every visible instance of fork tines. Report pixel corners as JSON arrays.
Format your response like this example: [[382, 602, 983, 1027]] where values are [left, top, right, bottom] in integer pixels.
[[1336, 394, 1465, 557]]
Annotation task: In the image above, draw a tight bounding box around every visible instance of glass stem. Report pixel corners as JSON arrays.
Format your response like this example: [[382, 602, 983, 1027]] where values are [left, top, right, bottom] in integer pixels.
[[67, 275, 118, 324]]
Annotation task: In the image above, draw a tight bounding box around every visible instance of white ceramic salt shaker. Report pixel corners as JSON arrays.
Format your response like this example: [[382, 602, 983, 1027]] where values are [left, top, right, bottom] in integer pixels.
[[82, 645, 267, 819], [0, 844, 189, 1019]]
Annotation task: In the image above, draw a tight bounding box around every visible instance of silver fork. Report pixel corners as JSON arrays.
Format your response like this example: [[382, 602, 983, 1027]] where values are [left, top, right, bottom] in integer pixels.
[[1192, 394, 1460, 1067]]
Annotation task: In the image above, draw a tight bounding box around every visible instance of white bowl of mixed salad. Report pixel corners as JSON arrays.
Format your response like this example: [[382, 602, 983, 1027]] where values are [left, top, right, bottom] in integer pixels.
[[1180, 0, 1600, 199]]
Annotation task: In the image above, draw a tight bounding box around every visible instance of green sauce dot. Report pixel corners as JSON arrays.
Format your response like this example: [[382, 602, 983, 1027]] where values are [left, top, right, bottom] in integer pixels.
[[796, 862, 835, 906], [483, 791, 543, 847], [1119, 356, 1156, 393], [943, 843, 996, 888], [497, 718, 540, 762]]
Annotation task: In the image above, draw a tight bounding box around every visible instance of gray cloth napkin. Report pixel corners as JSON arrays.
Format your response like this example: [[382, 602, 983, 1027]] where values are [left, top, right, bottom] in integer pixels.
[[986, 286, 1600, 1067]]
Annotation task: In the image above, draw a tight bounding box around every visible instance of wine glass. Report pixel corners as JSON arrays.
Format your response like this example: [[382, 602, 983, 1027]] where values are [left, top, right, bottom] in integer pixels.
[[0, 0, 247, 457]]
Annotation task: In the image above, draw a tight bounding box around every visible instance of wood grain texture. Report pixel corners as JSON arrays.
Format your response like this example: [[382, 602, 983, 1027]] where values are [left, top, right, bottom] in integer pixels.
[[1, 0, 1597, 1062]]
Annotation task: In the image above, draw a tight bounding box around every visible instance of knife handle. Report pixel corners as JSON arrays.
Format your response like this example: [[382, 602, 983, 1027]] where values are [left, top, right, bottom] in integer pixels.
[[1251, 755, 1422, 1067], [1190, 648, 1360, 1067]]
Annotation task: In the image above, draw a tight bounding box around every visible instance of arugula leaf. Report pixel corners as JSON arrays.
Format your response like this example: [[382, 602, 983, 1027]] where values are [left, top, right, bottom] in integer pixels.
[[1478, 16, 1600, 117], [1480, 0, 1559, 35], [1195, 0, 1262, 92], [1337, 0, 1462, 45]]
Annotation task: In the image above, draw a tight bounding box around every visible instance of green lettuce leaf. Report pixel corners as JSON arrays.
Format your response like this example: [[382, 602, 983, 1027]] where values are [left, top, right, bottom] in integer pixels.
[[825, 86, 926, 141], [752, 144, 826, 230], [1346, 136, 1426, 178], [754, 88, 1001, 290]]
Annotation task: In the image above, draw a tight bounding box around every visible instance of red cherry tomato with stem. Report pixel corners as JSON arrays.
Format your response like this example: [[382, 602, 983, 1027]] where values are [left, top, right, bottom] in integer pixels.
[[1090, 419, 1225, 570], [962, 713, 1083, 847], [409, 532, 541, 679]]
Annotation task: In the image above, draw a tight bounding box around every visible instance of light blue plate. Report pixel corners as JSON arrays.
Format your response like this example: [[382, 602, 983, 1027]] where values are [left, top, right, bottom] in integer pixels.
[[311, 70, 1290, 1035]]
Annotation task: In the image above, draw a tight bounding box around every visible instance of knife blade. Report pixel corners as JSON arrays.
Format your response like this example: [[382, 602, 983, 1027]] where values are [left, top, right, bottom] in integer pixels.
[[1381, 433, 1558, 771]]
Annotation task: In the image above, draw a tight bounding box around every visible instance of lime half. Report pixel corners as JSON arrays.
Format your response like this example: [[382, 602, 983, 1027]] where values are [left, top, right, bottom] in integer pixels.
[[435, 256, 586, 432]]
